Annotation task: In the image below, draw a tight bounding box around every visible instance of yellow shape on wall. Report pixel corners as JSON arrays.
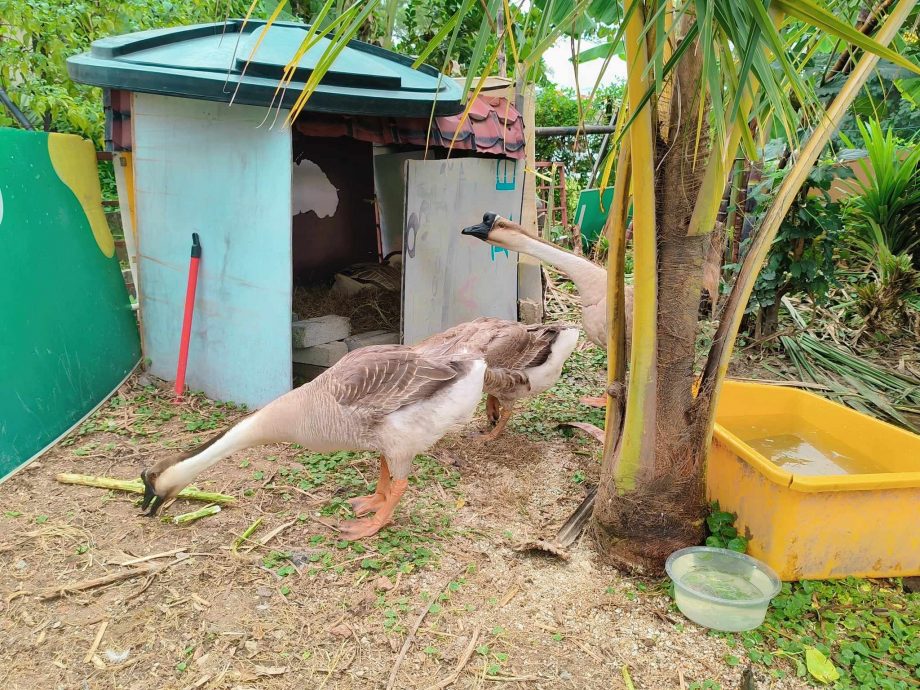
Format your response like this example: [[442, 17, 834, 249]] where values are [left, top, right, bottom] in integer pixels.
[[48, 133, 115, 258]]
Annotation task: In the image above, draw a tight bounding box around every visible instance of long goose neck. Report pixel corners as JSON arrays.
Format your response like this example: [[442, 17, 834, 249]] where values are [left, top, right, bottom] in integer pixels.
[[161, 413, 277, 489], [504, 233, 605, 299]]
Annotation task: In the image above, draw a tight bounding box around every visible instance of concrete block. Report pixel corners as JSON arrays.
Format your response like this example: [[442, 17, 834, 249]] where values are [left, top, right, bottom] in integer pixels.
[[293, 340, 348, 367], [518, 299, 542, 325], [344, 330, 400, 351], [292, 315, 351, 349]]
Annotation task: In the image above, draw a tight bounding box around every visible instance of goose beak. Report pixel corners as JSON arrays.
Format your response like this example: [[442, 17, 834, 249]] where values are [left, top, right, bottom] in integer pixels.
[[461, 212, 498, 241], [461, 222, 490, 240], [140, 469, 165, 517]]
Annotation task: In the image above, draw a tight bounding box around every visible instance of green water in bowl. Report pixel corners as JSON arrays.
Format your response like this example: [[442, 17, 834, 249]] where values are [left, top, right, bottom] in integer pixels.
[[681, 567, 763, 601]]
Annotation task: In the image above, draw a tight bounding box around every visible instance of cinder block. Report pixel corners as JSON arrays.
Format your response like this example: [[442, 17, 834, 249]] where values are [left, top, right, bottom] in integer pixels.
[[293, 340, 348, 367], [344, 330, 400, 351], [518, 299, 542, 325], [292, 315, 351, 349]]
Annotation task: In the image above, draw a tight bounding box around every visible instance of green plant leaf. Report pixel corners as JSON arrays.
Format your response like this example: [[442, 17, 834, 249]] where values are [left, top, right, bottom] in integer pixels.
[[774, 0, 920, 76], [805, 646, 840, 684], [726, 537, 748, 553], [577, 42, 614, 63]]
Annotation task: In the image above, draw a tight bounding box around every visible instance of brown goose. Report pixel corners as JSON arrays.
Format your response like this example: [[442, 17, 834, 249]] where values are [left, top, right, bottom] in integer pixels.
[[462, 213, 634, 407], [333, 252, 402, 293], [416, 318, 580, 440], [140, 345, 486, 540]]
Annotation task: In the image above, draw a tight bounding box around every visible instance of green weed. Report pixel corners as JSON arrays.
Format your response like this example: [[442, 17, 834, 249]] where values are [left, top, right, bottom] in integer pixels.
[[705, 502, 748, 553], [686, 507, 919, 687]]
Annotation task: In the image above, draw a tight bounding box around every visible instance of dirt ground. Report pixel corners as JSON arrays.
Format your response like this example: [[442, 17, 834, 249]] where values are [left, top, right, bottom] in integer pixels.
[[0, 359, 809, 690]]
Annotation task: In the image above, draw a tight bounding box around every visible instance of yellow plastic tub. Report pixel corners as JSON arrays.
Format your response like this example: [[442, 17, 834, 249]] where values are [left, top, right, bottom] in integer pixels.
[[709, 380, 920, 581]]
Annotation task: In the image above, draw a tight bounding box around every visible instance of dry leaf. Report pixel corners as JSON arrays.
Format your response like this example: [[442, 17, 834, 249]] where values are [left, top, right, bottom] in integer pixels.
[[254, 665, 287, 676]]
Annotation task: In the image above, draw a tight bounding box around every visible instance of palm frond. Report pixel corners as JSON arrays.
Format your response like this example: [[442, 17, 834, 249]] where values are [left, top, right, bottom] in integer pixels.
[[701, 0, 918, 442]]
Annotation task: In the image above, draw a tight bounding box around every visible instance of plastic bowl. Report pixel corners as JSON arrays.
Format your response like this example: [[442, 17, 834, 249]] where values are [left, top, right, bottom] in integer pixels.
[[665, 546, 782, 632]]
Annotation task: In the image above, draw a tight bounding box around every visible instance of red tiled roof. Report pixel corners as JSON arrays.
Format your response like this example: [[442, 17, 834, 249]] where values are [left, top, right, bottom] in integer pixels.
[[295, 94, 525, 159]]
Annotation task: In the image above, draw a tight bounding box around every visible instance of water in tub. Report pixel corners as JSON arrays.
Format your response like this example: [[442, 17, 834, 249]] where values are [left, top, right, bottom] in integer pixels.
[[731, 420, 885, 476]]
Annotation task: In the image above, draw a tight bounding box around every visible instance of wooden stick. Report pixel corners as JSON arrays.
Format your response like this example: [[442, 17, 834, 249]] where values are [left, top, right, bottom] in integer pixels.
[[245, 519, 296, 552], [110, 547, 188, 567], [574, 639, 603, 663], [423, 628, 480, 690], [498, 584, 519, 608], [40, 566, 156, 600], [56, 474, 235, 504], [84, 621, 108, 663], [387, 568, 466, 690], [306, 515, 341, 532]]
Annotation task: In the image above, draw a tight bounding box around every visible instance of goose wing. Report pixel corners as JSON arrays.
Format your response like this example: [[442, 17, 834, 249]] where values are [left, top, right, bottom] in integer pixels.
[[485, 323, 564, 371], [416, 319, 566, 373], [337, 263, 401, 291], [483, 367, 530, 396], [329, 346, 473, 417]]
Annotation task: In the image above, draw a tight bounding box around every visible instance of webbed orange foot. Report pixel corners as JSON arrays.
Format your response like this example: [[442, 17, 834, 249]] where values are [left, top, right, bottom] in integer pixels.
[[347, 493, 386, 517], [339, 516, 390, 540]]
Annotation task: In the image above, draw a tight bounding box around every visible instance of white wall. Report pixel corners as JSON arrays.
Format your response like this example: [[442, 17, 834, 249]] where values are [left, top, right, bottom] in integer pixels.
[[132, 94, 293, 407]]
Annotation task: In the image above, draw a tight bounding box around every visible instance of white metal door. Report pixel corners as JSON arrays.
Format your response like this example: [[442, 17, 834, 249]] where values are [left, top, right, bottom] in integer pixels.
[[402, 158, 524, 344]]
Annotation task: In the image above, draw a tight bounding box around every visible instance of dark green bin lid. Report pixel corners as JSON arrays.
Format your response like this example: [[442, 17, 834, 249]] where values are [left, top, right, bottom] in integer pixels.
[[67, 19, 463, 117]]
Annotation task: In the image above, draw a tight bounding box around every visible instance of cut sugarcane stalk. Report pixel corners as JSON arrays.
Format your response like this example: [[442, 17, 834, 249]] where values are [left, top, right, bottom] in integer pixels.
[[171, 504, 221, 524], [56, 473, 234, 504]]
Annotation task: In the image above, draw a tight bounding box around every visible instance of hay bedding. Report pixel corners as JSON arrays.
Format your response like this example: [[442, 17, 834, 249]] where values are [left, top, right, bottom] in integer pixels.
[[0, 374, 804, 690], [293, 284, 401, 335]]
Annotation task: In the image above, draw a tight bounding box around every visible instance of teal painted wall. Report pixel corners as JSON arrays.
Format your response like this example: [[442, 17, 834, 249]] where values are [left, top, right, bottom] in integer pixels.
[[132, 95, 293, 408]]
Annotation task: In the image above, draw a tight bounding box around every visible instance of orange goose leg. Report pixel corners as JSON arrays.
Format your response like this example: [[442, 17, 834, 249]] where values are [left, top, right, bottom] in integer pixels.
[[339, 477, 408, 541], [485, 394, 501, 424], [347, 456, 391, 517], [579, 395, 607, 408], [474, 404, 513, 442]]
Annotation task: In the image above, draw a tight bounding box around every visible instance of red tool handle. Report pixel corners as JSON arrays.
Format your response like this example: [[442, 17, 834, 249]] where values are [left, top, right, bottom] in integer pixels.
[[175, 233, 202, 400]]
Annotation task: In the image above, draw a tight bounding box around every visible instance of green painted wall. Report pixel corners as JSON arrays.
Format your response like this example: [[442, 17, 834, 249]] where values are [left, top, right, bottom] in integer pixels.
[[0, 128, 140, 479], [573, 187, 616, 250]]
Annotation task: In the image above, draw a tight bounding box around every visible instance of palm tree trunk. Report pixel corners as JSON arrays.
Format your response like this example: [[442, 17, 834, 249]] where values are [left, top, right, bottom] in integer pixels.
[[593, 15, 710, 572]]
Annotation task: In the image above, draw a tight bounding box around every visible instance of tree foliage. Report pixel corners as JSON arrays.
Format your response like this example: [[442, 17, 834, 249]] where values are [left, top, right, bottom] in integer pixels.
[[744, 159, 854, 317], [534, 83, 623, 186], [0, 1, 269, 143], [394, 0, 488, 72]]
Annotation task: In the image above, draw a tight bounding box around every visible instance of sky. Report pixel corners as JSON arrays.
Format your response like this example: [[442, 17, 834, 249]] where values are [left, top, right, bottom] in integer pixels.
[[541, 37, 626, 92]]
